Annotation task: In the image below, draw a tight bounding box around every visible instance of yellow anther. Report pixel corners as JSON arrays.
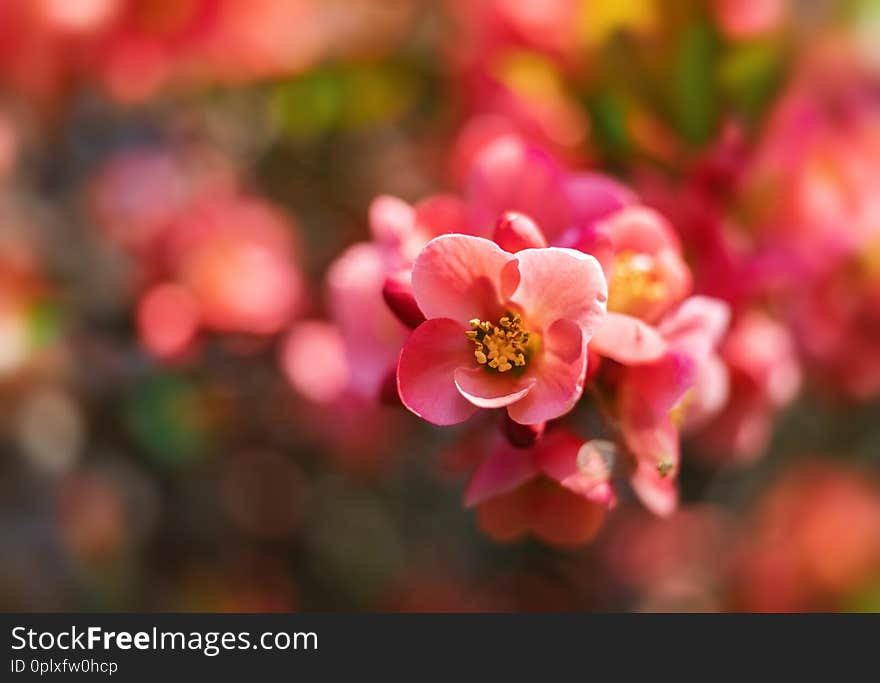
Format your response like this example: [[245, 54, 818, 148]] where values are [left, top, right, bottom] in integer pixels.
[[668, 388, 695, 428], [466, 313, 532, 373], [607, 250, 668, 315]]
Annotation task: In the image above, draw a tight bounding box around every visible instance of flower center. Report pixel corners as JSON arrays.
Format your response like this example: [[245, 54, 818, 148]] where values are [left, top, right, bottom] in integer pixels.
[[466, 313, 531, 373], [607, 251, 667, 315]]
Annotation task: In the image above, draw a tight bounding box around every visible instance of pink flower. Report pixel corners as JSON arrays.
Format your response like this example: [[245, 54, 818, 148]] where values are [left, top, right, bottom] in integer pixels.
[[280, 318, 409, 473], [89, 145, 235, 256], [586, 206, 693, 369], [731, 461, 880, 611], [740, 51, 880, 273], [327, 242, 410, 400], [321, 193, 471, 400], [397, 234, 607, 425], [602, 505, 736, 611], [618, 351, 695, 517], [617, 296, 730, 516], [281, 320, 351, 406], [466, 132, 635, 243], [463, 428, 612, 546], [656, 296, 732, 431], [368, 193, 470, 272], [697, 311, 801, 463], [465, 429, 616, 509], [167, 193, 304, 336]]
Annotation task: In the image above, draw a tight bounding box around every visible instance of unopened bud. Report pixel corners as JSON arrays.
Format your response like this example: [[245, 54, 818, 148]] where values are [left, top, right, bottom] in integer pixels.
[[379, 367, 402, 406], [503, 414, 546, 448], [382, 270, 425, 329]]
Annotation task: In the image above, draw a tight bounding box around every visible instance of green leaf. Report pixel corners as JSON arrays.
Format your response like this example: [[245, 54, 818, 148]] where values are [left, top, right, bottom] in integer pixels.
[[674, 21, 719, 145]]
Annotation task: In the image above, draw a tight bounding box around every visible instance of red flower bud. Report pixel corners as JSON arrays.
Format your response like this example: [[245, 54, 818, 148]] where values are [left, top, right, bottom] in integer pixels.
[[503, 413, 546, 448], [382, 270, 425, 329], [379, 367, 402, 406]]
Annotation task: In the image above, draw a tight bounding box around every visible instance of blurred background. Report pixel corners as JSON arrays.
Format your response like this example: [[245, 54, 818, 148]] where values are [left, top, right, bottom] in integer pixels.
[[1, 0, 879, 612]]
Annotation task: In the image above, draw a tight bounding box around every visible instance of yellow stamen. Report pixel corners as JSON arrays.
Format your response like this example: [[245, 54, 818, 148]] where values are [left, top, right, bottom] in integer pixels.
[[669, 388, 696, 428], [467, 313, 532, 373], [607, 250, 668, 315]]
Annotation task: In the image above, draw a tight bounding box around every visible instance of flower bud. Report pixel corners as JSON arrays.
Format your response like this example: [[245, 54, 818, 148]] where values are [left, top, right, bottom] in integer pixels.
[[503, 413, 546, 448], [382, 270, 425, 329]]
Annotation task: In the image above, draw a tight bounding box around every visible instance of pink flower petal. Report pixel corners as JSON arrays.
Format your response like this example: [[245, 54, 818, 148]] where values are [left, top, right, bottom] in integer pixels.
[[631, 460, 679, 517], [467, 135, 572, 240], [604, 206, 682, 254], [685, 352, 730, 429], [623, 410, 680, 477], [568, 223, 615, 274], [591, 312, 668, 364], [397, 318, 477, 425], [545, 317, 583, 364], [532, 429, 580, 481], [369, 194, 415, 244], [414, 194, 470, 237], [618, 353, 693, 500], [464, 442, 538, 507], [533, 432, 617, 505], [622, 351, 697, 420], [506, 344, 588, 425], [328, 242, 409, 399], [411, 234, 518, 325], [565, 173, 637, 231], [453, 367, 535, 408], [658, 296, 731, 350], [509, 247, 607, 333]]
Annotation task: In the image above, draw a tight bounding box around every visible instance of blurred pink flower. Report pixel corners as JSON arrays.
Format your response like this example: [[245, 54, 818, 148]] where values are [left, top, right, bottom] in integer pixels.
[[445, 2, 591, 152], [732, 461, 880, 611], [327, 242, 410, 400], [281, 320, 350, 406], [602, 504, 736, 612], [617, 296, 730, 516], [588, 207, 692, 363], [742, 50, 880, 271], [90, 146, 234, 255], [795, 245, 880, 401], [397, 234, 607, 425], [464, 132, 635, 243], [280, 319, 409, 473], [320, 193, 471, 400], [696, 311, 801, 464], [166, 193, 304, 337], [465, 428, 615, 509], [464, 428, 611, 546], [0, 0, 419, 104]]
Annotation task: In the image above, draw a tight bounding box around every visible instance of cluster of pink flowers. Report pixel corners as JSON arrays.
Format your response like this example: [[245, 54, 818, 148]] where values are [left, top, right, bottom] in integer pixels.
[[278, 26, 880, 545], [90, 146, 305, 359], [0, 0, 412, 103], [281, 127, 755, 545], [74, 3, 879, 552]]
